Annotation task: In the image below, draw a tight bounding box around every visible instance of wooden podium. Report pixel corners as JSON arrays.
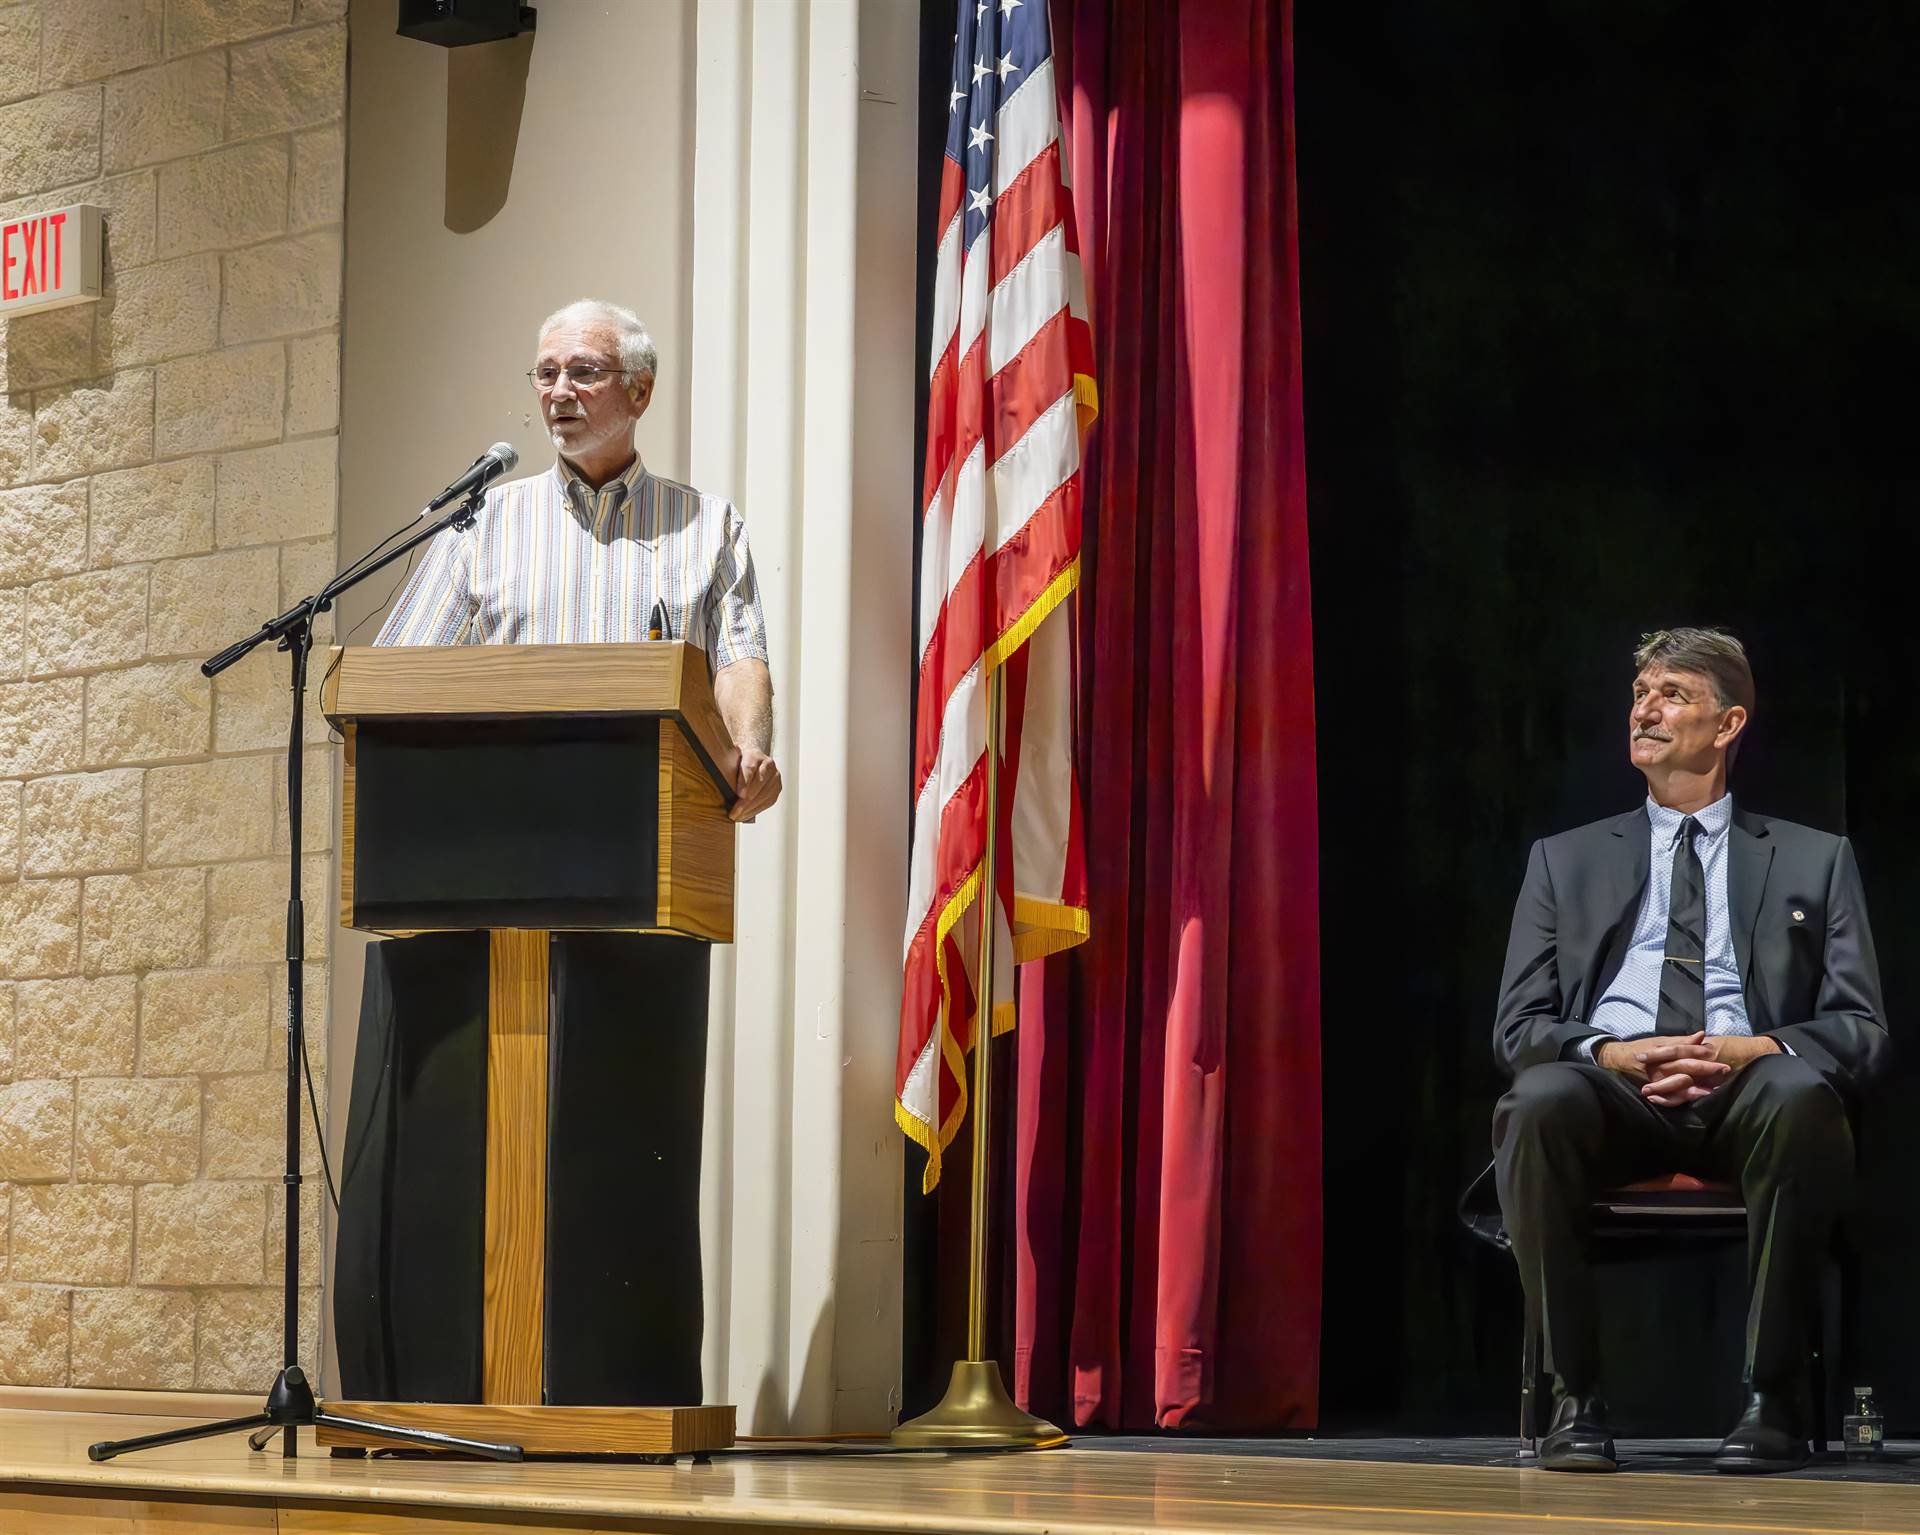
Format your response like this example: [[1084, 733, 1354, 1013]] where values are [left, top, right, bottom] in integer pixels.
[[317, 642, 738, 1456]]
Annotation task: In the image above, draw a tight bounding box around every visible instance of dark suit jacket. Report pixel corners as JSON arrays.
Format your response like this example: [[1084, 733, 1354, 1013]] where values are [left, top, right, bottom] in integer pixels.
[[1493, 805, 1890, 1100]]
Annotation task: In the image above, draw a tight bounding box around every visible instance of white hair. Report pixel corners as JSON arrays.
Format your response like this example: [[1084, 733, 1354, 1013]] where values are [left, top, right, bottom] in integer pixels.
[[537, 299, 658, 386]]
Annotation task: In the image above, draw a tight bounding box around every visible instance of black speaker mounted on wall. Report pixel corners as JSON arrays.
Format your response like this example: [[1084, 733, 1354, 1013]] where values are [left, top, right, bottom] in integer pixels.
[[397, 0, 536, 48]]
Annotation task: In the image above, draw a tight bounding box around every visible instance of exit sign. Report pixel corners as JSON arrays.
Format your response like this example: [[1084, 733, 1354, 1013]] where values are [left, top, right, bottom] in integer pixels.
[[0, 204, 102, 318]]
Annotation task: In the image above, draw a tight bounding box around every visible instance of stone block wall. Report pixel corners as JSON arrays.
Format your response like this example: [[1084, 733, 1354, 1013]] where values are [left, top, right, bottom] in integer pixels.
[[0, 0, 342, 1391]]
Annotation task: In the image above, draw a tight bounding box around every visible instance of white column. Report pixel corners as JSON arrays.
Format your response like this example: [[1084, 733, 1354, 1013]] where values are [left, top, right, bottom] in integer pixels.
[[689, 0, 752, 1413], [784, 0, 860, 1433], [835, 0, 919, 1430], [688, 0, 917, 1433]]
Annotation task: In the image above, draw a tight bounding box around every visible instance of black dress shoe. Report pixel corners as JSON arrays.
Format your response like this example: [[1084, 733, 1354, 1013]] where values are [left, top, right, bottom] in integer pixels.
[[1539, 1391, 1617, 1472], [1715, 1389, 1810, 1474]]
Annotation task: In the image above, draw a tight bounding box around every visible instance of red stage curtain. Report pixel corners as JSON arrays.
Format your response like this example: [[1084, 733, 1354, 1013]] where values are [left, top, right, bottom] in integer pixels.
[[1010, 0, 1321, 1431]]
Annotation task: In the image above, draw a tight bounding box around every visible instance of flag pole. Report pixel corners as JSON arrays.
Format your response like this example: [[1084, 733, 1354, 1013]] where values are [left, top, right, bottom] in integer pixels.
[[894, 667, 1065, 1449], [964, 662, 1004, 1364]]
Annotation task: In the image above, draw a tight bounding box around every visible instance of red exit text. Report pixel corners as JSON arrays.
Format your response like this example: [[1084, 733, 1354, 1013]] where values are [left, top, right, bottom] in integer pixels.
[[1, 212, 69, 304]]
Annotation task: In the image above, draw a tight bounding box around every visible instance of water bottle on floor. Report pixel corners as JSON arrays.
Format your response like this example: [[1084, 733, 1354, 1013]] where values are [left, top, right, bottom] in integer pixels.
[[1843, 1386, 1884, 1463]]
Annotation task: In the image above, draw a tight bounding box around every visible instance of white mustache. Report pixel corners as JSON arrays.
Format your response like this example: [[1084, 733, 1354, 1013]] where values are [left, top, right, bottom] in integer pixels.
[[1634, 729, 1670, 741]]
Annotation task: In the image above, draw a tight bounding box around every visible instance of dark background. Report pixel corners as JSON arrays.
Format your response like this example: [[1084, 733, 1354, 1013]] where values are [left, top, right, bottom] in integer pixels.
[[906, 0, 1920, 1435], [1299, 1, 1919, 1433]]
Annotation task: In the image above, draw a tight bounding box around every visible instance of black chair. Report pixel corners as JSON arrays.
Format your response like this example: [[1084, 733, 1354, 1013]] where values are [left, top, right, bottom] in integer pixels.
[[1459, 1162, 1840, 1457]]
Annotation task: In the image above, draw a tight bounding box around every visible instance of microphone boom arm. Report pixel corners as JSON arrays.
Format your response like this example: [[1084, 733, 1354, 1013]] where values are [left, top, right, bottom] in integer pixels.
[[202, 486, 487, 679]]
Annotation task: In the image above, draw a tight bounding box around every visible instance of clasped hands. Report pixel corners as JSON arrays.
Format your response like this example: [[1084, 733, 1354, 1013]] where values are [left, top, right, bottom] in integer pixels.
[[1596, 1030, 1783, 1107]]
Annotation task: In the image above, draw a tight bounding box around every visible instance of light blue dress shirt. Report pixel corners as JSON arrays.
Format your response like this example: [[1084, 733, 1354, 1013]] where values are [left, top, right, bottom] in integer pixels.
[[1579, 794, 1778, 1060]]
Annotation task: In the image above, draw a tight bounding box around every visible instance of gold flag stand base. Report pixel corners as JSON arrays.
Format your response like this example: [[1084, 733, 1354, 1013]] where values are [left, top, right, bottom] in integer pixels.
[[891, 1360, 1066, 1450]]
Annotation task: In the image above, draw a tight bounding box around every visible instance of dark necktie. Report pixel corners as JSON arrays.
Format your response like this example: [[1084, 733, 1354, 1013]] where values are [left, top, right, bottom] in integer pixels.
[[1654, 815, 1707, 1035]]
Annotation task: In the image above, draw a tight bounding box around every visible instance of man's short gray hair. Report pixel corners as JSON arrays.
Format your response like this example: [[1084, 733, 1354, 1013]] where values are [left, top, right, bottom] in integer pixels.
[[537, 299, 658, 387], [1635, 626, 1755, 764]]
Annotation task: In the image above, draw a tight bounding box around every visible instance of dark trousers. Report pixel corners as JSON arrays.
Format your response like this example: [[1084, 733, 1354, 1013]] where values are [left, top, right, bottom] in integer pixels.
[[1493, 1053, 1853, 1393], [333, 930, 710, 1405]]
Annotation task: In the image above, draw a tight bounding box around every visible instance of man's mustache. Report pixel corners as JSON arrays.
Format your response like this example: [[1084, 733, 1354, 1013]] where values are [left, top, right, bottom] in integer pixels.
[[1634, 728, 1671, 741]]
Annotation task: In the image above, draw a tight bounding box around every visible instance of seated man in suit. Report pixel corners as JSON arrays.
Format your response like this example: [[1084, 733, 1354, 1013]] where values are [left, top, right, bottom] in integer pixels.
[[1493, 627, 1888, 1474]]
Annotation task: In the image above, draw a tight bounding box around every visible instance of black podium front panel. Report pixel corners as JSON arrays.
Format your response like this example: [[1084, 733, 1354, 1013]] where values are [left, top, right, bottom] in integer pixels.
[[351, 718, 661, 931], [545, 933, 709, 1404], [333, 931, 489, 1403], [333, 931, 710, 1406]]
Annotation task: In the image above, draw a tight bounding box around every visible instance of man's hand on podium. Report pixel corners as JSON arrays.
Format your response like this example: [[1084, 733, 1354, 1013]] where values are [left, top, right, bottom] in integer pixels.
[[731, 748, 783, 822], [714, 659, 779, 821]]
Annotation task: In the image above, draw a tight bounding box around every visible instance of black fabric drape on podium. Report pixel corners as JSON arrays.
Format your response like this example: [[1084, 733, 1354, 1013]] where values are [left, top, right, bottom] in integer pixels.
[[546, 933, 710, 1403], [335, 932, 489, 1402], [334, 932, 710, 1405]]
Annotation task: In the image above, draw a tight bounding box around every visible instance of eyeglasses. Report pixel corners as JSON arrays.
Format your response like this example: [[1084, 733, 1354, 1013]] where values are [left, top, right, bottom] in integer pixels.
[[527, 364, 624, 391]]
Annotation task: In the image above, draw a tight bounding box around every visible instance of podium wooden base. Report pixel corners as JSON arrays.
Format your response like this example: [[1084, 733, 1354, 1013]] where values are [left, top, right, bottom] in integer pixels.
[[315, 1401, 735, 1456]]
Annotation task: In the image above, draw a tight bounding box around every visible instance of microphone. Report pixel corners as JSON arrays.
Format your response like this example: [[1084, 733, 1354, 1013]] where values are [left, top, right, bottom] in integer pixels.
[[423, 441, 518, 515]]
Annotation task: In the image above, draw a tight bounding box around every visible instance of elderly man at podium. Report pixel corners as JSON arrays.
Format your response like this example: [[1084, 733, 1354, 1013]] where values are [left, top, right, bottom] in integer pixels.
[[333, 300, 778, 1413], [376, 298, 782, 819]]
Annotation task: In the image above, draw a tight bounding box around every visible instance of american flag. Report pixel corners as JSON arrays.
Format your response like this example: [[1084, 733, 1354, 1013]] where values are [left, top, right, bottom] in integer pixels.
[[897, 0, 1096, 1192]]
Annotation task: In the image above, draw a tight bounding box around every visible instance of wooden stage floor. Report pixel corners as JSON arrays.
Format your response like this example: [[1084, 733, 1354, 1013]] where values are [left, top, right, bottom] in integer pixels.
[[6, 1409, 1920, 1534]]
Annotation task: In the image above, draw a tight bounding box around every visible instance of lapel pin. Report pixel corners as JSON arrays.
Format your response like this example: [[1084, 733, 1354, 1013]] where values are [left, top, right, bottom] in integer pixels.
[[1792, 909, 1806, 922]]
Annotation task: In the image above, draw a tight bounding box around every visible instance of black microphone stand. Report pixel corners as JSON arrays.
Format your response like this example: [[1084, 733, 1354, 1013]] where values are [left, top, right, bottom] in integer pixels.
[[88, 485, 523, 1465]]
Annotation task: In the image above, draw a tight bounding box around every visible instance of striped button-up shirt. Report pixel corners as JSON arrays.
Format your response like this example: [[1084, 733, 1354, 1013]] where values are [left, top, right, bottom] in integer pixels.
[[375, 455, 768, 671]]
